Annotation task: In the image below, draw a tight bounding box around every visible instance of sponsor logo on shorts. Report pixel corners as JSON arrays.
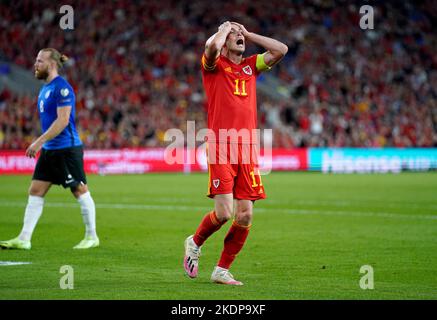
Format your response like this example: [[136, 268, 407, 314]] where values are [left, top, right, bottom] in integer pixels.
[[65, 175, 74, 184]]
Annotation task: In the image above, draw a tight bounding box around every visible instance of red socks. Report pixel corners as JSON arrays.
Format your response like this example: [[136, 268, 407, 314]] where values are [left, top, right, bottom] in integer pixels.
[[193, 212, 251, 270], [217, 221, 250, 270], [193, 211, 226, 247]]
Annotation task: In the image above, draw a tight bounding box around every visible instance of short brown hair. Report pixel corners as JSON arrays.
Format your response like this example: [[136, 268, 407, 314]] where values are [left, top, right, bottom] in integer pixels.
[[41, 48, 69, 69]]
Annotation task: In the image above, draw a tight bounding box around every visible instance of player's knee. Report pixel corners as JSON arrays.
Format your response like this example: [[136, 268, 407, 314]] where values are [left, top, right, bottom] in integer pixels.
[[71, 183, 89, 198], [215, 209, 232, 222], [215, 206, 233, 222], [235, 208, 253, 226], [28, 186, 45, 197]]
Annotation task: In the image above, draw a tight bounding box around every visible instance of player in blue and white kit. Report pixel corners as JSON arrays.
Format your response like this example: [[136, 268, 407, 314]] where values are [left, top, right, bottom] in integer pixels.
[[0, 48, 99, 250]]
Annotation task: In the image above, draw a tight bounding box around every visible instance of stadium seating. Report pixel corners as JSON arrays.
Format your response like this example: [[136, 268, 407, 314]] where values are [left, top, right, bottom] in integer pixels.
[[0, 0, 436, 149]]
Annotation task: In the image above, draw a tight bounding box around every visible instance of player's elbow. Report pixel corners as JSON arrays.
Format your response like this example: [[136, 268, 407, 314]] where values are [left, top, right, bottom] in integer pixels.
[[278, 43, 288, 57], [271, 44, 288, 62], [281, 44, 288, 56]]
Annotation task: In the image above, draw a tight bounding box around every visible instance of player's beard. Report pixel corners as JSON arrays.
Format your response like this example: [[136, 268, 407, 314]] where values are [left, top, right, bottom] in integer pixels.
[[35, 66, 49, 80]]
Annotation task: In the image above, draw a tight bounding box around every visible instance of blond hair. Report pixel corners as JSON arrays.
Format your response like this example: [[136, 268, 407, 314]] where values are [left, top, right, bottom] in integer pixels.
[[41, 48, 69, 69]]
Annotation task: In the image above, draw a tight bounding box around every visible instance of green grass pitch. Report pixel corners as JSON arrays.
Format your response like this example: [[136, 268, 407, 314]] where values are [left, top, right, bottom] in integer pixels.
[[0, 172, 436, 299]]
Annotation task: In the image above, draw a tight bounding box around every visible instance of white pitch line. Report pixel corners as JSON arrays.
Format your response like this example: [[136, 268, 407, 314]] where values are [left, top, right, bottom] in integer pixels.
[[0, 261, 32, 266], [117, 196, 437, 210], [272, 199, 437, 210], [0, 200, 436, 221], [266, 208, 437, 221], [0, 201, 209, 212]]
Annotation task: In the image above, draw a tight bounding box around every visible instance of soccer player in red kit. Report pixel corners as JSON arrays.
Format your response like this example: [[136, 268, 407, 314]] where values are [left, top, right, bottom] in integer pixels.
[[183, 21, 288, 285]]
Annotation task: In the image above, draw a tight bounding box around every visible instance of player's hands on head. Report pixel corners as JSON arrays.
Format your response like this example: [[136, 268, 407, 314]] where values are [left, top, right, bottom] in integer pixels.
[[231, 22, 250, 37], [218, 21, 232, 33]]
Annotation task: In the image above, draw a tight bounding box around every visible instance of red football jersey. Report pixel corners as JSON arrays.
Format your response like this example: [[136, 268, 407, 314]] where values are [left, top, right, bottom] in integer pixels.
[[201, 53, 261, 144]]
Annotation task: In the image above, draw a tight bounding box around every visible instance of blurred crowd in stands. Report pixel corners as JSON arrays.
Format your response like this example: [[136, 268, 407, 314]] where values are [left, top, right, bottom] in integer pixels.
[[1, 0, 436, 149]]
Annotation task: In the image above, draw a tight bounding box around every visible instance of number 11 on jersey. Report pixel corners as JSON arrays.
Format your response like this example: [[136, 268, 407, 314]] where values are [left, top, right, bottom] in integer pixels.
[[234, 79, 248, 96]]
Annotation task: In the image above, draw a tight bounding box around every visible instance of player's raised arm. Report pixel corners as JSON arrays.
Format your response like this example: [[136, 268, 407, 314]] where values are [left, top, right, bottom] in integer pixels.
[[203, 21, 233, 70], [231, 22, 288, 70]]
